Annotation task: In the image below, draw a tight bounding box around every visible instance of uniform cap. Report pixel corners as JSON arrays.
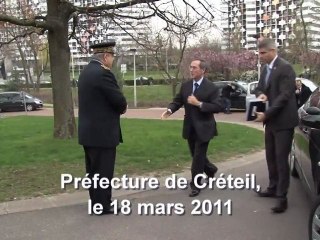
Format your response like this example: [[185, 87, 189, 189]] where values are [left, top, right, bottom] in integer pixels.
[[90, 41, 116, 54]]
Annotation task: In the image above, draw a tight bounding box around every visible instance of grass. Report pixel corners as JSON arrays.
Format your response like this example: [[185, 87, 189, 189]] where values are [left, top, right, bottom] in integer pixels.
[[0, 116, 264, 202], [122, 85, 174, 107], [29, 85, 175, 108], [121, 70, 175, 81]]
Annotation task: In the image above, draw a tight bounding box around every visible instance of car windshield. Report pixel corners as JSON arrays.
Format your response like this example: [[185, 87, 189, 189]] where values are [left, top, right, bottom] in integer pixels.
[[24, 94, 33, 99]]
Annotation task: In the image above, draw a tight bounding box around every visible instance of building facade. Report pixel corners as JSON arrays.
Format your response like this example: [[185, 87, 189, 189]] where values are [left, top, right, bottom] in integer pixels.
[[220, 0, 320, 50], [0, 0, 153, 80], [69, 0, 153, 68]]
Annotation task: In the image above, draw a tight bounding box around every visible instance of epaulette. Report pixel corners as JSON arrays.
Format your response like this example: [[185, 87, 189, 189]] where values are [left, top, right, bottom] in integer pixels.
[[101, 64, 110, 71]]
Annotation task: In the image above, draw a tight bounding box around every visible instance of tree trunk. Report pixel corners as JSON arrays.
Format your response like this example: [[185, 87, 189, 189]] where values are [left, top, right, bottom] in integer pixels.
[[47, 1, 76, 139]]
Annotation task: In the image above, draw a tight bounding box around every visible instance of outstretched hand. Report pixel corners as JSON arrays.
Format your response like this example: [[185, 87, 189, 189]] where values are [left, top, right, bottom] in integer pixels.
[[161, 110, 171, 119]]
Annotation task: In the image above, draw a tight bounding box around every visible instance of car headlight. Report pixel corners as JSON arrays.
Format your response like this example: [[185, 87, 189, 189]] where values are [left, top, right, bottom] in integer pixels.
[[34, 100, 42, 104]]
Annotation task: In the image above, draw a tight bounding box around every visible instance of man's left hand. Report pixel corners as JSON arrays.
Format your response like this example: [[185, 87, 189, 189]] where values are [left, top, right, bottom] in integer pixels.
[[254, 112, 266, 122], [188, 95, 201, 106]]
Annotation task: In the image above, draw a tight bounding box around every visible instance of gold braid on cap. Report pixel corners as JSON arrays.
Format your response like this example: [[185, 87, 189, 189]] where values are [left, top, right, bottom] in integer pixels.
[[92, 46, 114, 54]]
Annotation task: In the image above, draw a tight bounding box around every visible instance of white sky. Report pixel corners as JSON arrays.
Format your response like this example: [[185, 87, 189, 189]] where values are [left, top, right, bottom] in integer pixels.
[[149, 0, 223, 46]]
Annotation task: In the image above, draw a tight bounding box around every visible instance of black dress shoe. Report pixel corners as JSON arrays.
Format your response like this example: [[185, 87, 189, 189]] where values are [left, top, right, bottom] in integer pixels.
[[257, 189, 276, 198], [205, 166, 218, 178], [271, 198, 288, 214], [189, 189, 200, 197], [97, 206, 121, 215]]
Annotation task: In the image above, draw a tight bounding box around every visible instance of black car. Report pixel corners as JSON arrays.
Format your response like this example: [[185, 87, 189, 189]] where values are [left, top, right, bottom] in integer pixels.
[[290, 88, 320, 239], [0, 91, 43, 112], [213, 81, 247, 110]]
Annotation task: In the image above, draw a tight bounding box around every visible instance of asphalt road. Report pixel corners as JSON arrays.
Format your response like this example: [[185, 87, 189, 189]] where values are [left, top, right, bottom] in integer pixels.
[[0, 158, 310, 240]]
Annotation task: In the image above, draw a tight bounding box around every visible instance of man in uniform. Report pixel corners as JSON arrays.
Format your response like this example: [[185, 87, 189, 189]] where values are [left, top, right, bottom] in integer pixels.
[[78, 41, 127, 215]]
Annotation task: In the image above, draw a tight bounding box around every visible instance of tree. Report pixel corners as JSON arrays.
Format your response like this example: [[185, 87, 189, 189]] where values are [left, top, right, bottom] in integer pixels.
[[135, 4, 216, 96], [0, 0, 217, 139], [181, 49, 257, 81]]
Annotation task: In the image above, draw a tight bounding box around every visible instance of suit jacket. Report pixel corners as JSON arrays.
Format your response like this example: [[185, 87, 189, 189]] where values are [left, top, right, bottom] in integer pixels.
[[78, 60, 127, 148], [168, 78, 223, 142], [255, 57, 298, 130], [296, 84, 312, 108]]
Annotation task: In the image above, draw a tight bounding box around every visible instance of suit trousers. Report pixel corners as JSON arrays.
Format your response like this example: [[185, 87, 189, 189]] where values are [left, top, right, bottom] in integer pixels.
[[84, 146, 116, 210], [264, 126, 294, 197], [187, 131, 217, 188]]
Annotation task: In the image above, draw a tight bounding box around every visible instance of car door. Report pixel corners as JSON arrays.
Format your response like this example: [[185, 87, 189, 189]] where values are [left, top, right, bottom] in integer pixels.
[[10, 93, 24, 111], [298, 89, 320, 196], [245, 81, 259, 110], [1, 93, 17, 111], [230, 83, 246, 109], [0, 93, 8, 111]]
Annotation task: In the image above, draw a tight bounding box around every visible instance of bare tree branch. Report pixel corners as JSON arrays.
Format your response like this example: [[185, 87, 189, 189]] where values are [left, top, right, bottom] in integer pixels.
[[69, 12, 79, 40], [73, 0, 161, 13], [181, 0, 214, 23], [0, 29, 43, 48], [0, 14, 48, 29]]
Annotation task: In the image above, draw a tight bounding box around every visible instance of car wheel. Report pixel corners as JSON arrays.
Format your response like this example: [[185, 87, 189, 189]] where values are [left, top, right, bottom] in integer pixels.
[[289, 140, 299, 178], [309, 197, 320, 240], [26, 104, 33, 111]]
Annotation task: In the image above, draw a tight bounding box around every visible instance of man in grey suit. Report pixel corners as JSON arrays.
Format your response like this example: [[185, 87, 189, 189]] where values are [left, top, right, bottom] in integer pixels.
[[78, 41, 127, 215], [161, 59, 223, 197], [254, 38, 298, 213]]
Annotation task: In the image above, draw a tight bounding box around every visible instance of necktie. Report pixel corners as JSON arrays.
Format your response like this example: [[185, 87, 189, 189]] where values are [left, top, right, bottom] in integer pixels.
[[193, 82, 199, 94], [265, 66, 271, 86]]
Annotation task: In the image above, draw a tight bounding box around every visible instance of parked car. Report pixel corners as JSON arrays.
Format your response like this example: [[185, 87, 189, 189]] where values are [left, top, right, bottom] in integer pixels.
[[234, 80, 248, 89], [0, 91, 43, 112], [297, 78, 319, 92], [289, 88, 320, 239], [214, 81, 248, 110], [135, 76, 153, 85], [245, 78, 318, 111]]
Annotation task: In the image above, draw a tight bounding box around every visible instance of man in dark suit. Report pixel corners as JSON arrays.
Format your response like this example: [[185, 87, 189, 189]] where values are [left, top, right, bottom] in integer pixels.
[[295, 79, 312, 108], [221, 83, 235, 114], [254, 38, 298, 213], [78, 41, 127, 215], [161, 59, 223, 197]]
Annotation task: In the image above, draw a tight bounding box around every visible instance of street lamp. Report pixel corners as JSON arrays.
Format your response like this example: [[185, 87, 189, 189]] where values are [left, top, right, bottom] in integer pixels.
[[130, 48, 137, 108], [251, 34, 262, 81], [70, 51, 75, 81]]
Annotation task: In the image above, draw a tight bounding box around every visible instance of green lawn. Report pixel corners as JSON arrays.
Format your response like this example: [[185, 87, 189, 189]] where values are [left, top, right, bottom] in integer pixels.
[[121, 70, 175, 81], [0, 116, 264, 202], [122, 85, 174, 107], [30, 85, 175, 107]]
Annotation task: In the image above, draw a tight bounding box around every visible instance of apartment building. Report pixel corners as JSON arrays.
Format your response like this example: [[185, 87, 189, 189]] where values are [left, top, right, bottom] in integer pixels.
[[220, 0, 320, 50], [69, 0, 153, 67], [0, 0, 152, 78]]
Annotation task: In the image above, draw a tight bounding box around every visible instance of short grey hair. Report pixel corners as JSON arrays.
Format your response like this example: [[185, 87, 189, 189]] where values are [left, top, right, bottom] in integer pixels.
[[92, 53, 105, 61], [192, 59, 207, 71], [257, 38, 277, 51]]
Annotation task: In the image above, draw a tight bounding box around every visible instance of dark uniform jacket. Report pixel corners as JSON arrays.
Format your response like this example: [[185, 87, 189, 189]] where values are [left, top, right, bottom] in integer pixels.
[[78, 60, 127, 148], [168, 78, 223, 142], [255, 57, 298, 130]]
